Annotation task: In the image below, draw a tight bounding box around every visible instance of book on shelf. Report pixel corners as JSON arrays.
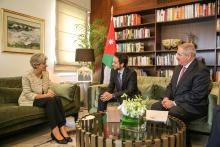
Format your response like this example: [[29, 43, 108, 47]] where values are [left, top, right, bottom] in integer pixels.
[[128, 56, 153, 66], [194, 3, 215, 17], [157, 69, 173, 78], [218, 53, 220, 65], [156, 54, 178, 66], [156, 2, 215, 22], [114, 13, 141, 28], [115, 28, 151, 40], [217, 19, 220, 31], [217, 36, 220, 49], [117, 42, 144, 53]]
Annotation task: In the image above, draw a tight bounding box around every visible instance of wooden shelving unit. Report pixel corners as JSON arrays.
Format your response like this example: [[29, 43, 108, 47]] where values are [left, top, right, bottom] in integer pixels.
[[113, 0, 219, 80]]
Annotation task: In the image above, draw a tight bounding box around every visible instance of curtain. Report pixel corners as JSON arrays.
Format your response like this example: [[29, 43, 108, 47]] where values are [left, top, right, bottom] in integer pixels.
[[55, 0, 88, 70]]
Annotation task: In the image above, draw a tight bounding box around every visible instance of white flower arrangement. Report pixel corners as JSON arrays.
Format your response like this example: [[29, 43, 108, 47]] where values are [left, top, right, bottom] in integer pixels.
[[118, 93, 149, 118]]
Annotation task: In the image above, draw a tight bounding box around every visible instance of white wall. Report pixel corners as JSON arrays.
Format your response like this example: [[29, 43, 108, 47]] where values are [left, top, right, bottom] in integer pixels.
[[0, 0, 91, 83]]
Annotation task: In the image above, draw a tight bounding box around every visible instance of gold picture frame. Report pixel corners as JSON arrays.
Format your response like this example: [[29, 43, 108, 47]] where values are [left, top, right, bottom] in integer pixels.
[[0, 8, 45, 54]]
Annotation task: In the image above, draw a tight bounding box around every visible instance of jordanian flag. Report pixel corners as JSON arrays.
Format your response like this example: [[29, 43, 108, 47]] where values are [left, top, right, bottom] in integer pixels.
[[102, 19, 117, 68]]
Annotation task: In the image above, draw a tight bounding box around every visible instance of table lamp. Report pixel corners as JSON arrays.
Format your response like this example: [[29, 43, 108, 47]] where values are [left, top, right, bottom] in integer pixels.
[[75, 48, 95, 63]]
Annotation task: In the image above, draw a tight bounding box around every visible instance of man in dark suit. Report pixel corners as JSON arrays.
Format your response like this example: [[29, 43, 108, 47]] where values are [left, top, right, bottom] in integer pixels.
[[98, 53, 138, 111], [151, 43, 210, 122]]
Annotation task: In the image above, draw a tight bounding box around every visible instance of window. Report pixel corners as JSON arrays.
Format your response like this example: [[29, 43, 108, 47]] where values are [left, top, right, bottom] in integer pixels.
[[55, 0, 88, 71]]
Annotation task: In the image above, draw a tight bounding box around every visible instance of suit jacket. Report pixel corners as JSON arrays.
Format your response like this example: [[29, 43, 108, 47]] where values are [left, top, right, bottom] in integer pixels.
[[18, 71, 51, 106], [165, 59, 210, 116], [107, 67, 138, 100]]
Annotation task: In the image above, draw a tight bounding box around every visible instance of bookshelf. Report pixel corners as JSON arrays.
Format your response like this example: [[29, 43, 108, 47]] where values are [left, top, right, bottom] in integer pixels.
[[112, 0, 220, 81], [156, 1, 216, 79], [114, 10, 156, 76]]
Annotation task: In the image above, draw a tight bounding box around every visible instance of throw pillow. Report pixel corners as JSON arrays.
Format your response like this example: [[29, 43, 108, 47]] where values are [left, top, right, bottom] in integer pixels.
[[51, 83, 76, 101], [137, 84, 154, 99], [153, 84, 167, 100]]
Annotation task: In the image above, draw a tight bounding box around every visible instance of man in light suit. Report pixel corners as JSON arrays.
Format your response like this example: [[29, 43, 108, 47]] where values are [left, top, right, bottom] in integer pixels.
[[151, 43, 210, 122], [98, 53, 138, 111]]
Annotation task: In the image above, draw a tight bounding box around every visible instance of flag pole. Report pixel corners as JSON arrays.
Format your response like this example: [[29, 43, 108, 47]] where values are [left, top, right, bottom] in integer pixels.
[[111, 5, 113, 19]]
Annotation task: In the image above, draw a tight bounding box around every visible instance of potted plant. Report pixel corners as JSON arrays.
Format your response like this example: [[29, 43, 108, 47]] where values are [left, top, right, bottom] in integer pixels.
[[118, 94, 151, 140], [118, 94, 150, 128], [74, 19, 107, 58]]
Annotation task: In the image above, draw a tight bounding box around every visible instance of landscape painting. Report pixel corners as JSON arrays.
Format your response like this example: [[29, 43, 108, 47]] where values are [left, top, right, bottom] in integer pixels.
[[1, 9, 44, 53]]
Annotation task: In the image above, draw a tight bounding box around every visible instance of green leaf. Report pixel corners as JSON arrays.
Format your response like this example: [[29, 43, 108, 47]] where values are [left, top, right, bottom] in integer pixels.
[[74, 19, 108, 59]]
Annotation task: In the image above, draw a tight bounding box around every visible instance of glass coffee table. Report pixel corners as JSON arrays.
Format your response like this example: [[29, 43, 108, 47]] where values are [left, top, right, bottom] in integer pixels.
[[76, 113, 186, 147]]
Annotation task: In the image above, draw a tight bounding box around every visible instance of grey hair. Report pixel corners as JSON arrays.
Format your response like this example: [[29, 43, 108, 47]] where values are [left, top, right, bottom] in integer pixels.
[[178, 43, 196, 57], [30, 53, 47, 69]]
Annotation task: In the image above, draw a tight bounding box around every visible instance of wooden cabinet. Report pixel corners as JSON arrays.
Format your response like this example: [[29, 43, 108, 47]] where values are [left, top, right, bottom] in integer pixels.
[[113, 0, 220, 80]]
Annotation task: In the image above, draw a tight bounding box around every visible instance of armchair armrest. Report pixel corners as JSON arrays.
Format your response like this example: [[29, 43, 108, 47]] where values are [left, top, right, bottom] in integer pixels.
[[87, 84, 108, 113], [208, 94, 218, 125], [188, 94, 218, 134], [51, 83, 78, 101]]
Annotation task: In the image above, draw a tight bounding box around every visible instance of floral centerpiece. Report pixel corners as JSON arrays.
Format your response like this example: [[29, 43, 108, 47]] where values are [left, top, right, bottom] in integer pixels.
[[118, 94, 150, 128]]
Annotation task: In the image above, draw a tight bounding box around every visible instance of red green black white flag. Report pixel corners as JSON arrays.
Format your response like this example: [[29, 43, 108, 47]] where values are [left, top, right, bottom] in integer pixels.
[[102, 19, 117, 68]]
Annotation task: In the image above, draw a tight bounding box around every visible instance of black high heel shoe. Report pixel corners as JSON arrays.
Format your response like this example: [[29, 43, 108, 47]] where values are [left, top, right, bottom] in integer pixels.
[[60, 132, 72, 142], [51, 133, 68, 144], [64, 136, 72, 142], [59, 127, 72, 142]]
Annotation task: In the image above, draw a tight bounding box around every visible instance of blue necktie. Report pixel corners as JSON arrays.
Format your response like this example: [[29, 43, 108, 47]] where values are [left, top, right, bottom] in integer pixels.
[[117, 72, 122, 89]]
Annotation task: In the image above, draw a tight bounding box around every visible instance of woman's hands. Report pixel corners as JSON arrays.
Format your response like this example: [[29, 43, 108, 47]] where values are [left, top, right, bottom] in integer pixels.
[[46, 89, 56, 97], [35, 89, 56, 99]]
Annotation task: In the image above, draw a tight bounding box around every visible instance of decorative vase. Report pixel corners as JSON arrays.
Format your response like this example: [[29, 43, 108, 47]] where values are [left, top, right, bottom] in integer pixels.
[[120, 115, 146, 140], [120, 115, 144, 128]]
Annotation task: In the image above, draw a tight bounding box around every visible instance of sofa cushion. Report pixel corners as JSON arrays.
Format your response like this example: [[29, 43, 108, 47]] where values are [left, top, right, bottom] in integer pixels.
[[51, 83, 77, 101], [0, 105, 45, 129], [153, 84, 167, 100], [0, 87, 22, 104], [0, 77, 22, 88], [137, 84, 154, 99], [137, 76, 170, 99], [188, 116, 211, 134]]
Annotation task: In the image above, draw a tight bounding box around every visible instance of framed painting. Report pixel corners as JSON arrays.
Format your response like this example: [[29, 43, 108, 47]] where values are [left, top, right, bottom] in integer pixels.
[[0, 8, 45, 53], [77, 66, 92, 83]]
